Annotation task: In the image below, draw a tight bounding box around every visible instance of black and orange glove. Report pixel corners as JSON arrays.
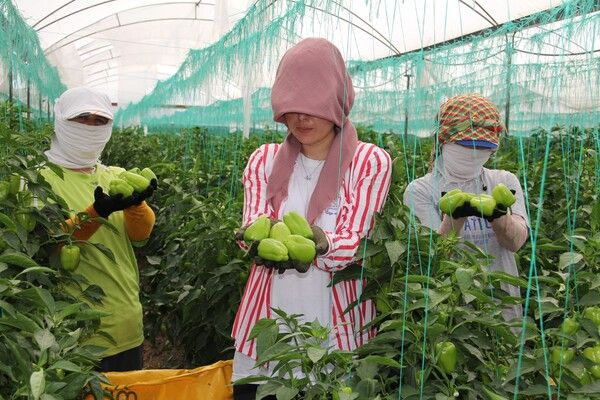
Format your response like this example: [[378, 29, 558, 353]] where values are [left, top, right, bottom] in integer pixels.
[[92, 187, 131, 218]]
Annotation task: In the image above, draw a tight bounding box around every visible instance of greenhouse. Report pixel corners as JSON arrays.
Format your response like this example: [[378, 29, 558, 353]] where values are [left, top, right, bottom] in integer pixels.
[[1, 0, 599, 399]]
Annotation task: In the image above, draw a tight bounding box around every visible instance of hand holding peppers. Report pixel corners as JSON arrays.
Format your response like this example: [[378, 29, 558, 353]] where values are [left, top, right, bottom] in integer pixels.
[[311, 225, 329, 255], [125, 178, 158, 206], [92, 187, 131, 218]]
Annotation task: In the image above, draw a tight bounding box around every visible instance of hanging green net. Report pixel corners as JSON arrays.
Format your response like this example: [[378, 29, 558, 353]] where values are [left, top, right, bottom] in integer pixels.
[[0, 0, 65, 123]]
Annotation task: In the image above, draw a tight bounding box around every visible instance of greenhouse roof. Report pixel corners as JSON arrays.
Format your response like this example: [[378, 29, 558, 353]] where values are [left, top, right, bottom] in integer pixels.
[[12, 0, 567, 106]]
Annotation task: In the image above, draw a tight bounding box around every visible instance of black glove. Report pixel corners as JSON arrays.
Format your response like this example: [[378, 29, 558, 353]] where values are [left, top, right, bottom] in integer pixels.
[[128, 178, 157, 206], [450, 203, 479, 219], [484, 204, 508, 222], [92, 187, 132, 218], [311, 226, 329, 255]]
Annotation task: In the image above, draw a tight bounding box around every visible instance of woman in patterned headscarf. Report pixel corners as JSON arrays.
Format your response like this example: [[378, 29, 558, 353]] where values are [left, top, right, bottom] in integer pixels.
[[404, 93, 529, 324], [230, 38, 391, 399]]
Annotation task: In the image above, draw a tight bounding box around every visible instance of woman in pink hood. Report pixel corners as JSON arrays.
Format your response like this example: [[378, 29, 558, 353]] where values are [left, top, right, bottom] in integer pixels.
[[231, 38, 392, 399]]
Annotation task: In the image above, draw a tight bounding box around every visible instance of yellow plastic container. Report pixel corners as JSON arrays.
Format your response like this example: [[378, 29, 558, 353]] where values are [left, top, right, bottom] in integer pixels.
[[86, 360, 233, 400]]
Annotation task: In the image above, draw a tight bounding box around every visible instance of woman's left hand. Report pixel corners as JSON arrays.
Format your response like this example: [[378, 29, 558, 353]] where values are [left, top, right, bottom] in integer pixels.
[[311, 226, 329, 254], [484, 204, 508, 222]]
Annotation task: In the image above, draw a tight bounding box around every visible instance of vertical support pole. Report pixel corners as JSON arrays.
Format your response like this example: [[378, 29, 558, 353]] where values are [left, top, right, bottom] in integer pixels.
[[404, 65, 412, 139], [504, 33, 515, 134], [26, 80, 31, 121], [8, 68, 13, 104]]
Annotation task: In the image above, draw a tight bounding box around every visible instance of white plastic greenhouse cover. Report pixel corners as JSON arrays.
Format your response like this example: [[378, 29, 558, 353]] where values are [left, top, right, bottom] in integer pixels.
[[13, 0, 568, 108]]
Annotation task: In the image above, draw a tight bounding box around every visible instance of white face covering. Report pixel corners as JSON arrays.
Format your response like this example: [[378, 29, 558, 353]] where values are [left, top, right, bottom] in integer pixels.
[[439, 142, 493, 182], [45, 87, 113, 169]]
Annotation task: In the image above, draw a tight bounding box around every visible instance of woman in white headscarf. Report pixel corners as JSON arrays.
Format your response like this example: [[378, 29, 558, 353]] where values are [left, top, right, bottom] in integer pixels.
[[41, 87, 157, 372], [403, 93, 529, 324]]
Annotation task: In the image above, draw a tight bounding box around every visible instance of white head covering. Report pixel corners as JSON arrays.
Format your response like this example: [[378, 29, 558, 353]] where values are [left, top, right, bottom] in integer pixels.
[[45, 87, 114, 169]]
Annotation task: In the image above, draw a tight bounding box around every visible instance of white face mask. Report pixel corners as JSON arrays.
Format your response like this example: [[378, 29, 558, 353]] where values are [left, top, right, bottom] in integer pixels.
[[45, 120, 112, 169], [45, 87, 113, 169], [440, 142, 493, 182]]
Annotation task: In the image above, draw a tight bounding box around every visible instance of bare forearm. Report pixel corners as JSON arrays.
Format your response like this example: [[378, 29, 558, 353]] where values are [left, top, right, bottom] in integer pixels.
[[491, 214, 528, 252], [437, 215, 466, 236]]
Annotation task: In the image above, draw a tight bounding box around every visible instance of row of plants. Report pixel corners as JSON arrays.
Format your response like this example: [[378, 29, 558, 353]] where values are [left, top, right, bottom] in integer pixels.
[[103, 124, 600, 398], [230, 127, 599, 399], [0, 114, 108, 399], [3, 100, 598, 398]]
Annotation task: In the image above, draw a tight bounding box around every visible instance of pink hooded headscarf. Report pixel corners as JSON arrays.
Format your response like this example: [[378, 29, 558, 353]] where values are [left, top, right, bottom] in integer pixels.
[[267, 38, 358, 224]]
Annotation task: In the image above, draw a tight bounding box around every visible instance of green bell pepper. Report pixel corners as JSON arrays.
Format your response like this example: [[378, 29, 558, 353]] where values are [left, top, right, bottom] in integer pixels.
[[283, 211, 313, 239], [60, 245, 81, 272], [551, 347, 574, 366], [140, 167, 157, 182], [257, 238, 289, 262], [283, 234, 316, 263], [119, 171, 150, 192], [589, 365, 600, 379], [109, 178, 134, 197], [439, 192, 467, 215], [243, 215, 271, 242], [561, 317, 579, 335], [0, 181, 9, 201], [470, 194, 497, 216], [435, 341, 457, 374], [492, 183, 516, 207], [8, 174, 20, 195], [583, 306, 600, 327], [583, 345, 600, 364], [269, 221, 291, 242]]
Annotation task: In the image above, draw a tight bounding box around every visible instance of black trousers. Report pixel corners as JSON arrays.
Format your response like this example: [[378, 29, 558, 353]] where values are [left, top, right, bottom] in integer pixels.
[[233, 384, 276, 400], [99, 344, 144, 372]]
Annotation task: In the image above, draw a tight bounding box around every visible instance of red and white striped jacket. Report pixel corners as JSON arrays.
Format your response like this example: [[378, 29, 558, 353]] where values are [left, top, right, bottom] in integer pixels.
[[232, 141, 392, 358]]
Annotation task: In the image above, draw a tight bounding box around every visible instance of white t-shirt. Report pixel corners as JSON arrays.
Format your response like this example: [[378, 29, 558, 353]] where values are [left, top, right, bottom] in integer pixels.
[[403, 167, 529, 322], [233, 154, 338, 380]]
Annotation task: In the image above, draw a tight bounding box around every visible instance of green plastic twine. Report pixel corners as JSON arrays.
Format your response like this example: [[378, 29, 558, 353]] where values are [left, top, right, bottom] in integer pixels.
[[513, 132, 554, 400], [556, 129, 586, 399]]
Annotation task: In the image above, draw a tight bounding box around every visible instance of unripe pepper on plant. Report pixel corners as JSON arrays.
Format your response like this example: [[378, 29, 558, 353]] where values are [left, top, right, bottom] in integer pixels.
[[550, 347, 574, 366], [60, 245, 81, 272], [583, 306, 600, 327], [257, 238, 289, 262], [244, 215, 271, 241], [589, 365, 600, 379], [561, 317, 579, 335], [435, 341, 457, 374], [8, 174, 20, 195], [0, 181, 10, 201], [283, 234, 316, 263], [283, 211, 313, 239], [582, 345, 600, 364]]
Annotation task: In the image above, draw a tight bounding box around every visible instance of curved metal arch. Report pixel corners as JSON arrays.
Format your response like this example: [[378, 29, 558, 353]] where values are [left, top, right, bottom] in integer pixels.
[[42, 2, 216, 52], [85, 69, 175, 86], [34, 0, 215, 30], [45, 16, 214, 54]]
